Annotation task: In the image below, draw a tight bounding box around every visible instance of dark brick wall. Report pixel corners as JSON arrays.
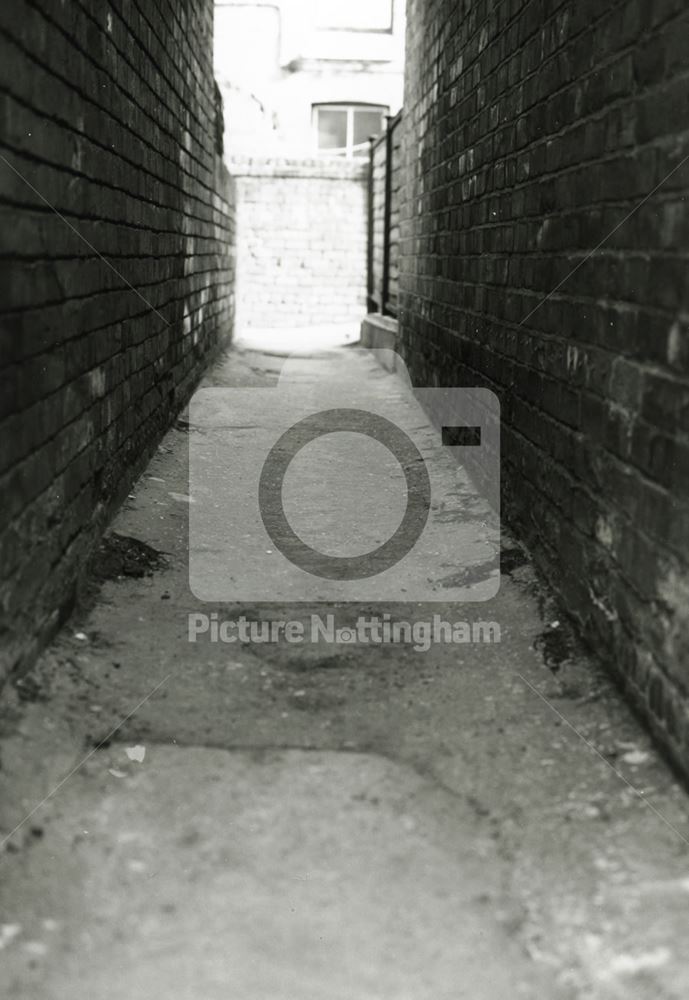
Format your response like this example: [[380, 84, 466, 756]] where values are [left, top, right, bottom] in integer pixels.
[[400, 0, 689, 770], [0, 0, 235, 681]]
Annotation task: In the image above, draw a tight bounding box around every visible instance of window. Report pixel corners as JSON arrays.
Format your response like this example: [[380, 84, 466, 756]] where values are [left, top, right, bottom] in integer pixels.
[[316, 0, 393, 32], [313, 104, 387, 158]]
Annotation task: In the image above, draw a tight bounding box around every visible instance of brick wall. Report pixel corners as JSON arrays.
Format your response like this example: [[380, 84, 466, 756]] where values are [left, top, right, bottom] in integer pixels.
[[400, 0, 689, 771], [0, 0, 235, 681], [230, 157, 367, 329]]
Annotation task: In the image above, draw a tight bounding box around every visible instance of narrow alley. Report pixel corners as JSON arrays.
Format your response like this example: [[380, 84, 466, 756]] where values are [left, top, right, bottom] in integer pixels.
[[2, 1, 689, 998], [1, 342, 688, 999]]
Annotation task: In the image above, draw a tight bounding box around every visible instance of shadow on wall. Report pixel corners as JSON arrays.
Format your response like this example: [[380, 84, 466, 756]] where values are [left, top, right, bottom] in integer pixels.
[[397, 0, 689, 776], [0, 0, 235, 684]]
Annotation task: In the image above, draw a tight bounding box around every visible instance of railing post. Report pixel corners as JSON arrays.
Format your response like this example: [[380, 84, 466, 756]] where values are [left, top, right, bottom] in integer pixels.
[[382, 115, 393, 317], [367, 134, 375, 313]]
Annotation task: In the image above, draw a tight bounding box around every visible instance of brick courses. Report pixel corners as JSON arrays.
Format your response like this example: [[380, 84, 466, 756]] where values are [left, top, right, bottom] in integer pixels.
[[0, 0, 235, 681], [229, 157, 367, 329], [400, 0, 689, 772]]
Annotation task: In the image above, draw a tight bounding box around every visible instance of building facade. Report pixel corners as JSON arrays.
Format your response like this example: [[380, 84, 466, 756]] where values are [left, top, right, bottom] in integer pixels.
[[214, 0, 406, 158]]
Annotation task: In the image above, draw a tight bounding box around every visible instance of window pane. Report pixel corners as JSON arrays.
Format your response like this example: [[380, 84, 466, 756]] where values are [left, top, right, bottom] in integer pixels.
[[317, 109, 348, 151], [353, 109, 386, 147], [317, 0, 392, 31]]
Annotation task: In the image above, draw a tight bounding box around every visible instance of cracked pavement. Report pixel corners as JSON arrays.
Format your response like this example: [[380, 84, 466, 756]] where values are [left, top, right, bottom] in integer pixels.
[[1, 344, 688, 999]]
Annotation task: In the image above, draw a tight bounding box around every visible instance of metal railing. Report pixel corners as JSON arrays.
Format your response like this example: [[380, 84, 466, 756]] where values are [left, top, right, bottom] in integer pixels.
[[367, 109, 402, 318]]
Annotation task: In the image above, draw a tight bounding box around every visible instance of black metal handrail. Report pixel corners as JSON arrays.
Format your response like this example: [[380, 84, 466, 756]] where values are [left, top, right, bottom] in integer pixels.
[[367, 109, 402, 319]]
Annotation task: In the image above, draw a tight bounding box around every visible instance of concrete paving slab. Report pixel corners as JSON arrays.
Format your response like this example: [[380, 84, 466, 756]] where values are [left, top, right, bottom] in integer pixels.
[[0, 747, 557, 1000], [235, 323, 360, 355], [188, 349, 500, 602], [1, 344, 689, 1000]]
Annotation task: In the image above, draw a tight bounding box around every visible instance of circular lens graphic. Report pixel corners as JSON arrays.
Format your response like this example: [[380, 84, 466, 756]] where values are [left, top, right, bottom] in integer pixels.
[[258, 408, 431, 580]]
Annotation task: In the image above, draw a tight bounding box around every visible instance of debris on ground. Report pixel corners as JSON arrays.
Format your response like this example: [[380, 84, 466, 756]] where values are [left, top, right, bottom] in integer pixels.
[[91, 533, 168, 583]]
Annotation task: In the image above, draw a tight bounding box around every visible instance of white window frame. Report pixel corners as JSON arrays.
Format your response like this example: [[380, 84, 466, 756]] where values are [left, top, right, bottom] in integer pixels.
[[312, 103, 388, 159]]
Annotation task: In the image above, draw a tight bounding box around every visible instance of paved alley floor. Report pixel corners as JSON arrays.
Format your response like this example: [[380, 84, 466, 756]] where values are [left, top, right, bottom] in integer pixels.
[[1, 344, 689, 1000]]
